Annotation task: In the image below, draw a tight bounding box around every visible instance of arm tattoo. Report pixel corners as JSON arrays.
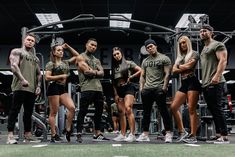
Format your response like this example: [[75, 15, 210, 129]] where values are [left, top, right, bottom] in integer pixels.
[[9, 49, 25, 81]]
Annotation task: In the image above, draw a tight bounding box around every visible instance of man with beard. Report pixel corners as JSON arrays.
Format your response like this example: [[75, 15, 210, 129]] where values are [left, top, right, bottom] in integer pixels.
[[200, 25, 229, 144]]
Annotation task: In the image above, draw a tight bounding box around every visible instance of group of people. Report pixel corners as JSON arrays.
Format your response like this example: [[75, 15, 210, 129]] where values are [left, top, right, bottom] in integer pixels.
[[6, 24, 229, 144]]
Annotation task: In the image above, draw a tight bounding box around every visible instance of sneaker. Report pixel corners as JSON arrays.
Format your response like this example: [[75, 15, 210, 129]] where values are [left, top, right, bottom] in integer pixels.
[[176, 131, 188, 142], [113, 134, 126, 141], [136, 133, 150, 142], [213, 137, 230, 144], [24, 135, 41, 143], [76, 134, 83, 143], [6, 135, 18, 144], [65, 130, 72, 142], [93, 134, 109, 141], [206, 135, 220, 143], [165, 132, 173, 143], [51, 134, 62, 143], [113, 130, 119, 134], [125, 133, 136, 142], [183, 134, 197, 144]]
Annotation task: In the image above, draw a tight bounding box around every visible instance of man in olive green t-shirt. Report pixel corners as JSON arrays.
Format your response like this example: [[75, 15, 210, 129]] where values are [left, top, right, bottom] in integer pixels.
[[200, 25, 229, 143], [136, 39, 173, 143], [76, 38, 109, 142], [7, 34, 41, 144]]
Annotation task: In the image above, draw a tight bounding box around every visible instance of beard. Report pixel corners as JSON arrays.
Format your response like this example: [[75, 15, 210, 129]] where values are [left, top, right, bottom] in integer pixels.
[[200, 36, 209, 43]]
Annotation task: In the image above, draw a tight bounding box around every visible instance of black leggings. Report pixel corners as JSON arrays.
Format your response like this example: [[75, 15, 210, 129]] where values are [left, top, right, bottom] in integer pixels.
[[7, 91, 36, 132], [141, 88, 173, 132], [202, 83, 228, 136], [76, 91, 104, 133]]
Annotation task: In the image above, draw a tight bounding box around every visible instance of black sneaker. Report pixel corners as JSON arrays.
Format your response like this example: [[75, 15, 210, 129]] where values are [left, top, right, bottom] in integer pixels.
[[51, 134, 62, 143], [206, 135, 220, 143], [93, 134, 109, 141], [65, 130, 72, 142], [183, 134, 197, 144], [76, 134, 83, 143]]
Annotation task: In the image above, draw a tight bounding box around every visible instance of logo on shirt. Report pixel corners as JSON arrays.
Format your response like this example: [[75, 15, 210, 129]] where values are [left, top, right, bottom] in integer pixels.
[[145, 61, 163, 68]]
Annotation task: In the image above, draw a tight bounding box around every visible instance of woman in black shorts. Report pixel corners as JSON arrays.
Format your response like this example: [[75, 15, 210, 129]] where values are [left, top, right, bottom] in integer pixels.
[[45, 43, 79, 142], [171, 36, 201, 143], [111, 47, 141, 142]]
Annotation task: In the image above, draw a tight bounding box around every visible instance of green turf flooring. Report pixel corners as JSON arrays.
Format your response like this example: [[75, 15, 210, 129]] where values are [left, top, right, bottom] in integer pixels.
[[0, 144, 235, 157]]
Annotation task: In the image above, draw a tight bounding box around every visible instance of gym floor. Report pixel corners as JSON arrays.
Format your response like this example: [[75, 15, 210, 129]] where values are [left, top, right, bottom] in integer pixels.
[[0, 131, 235, 144], [1, 132, 235, 157]]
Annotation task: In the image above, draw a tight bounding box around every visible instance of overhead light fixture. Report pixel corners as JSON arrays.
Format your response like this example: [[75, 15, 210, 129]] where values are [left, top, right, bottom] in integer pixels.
[[199, 15, 209, 25], [35, 13, 63, 28], [175, 13, 206, 29], [0, 71, 13, 75], [109, 13, 132, 28]]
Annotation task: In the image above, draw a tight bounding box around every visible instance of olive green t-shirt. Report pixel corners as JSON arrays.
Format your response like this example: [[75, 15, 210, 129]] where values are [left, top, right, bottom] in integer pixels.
[[45, 60, 70, 84], [113, 60, 137, 86], [141, 52, 171, 89], [78, 52, 103, 92], [114, 60, 137, 79], [11, 48, 40, 93], [179, 51, 199, 75], [200, 39, 226, 87]]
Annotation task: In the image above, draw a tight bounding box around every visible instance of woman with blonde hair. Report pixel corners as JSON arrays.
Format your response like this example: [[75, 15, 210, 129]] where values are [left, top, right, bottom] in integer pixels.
[[171, 36, 201, 143]]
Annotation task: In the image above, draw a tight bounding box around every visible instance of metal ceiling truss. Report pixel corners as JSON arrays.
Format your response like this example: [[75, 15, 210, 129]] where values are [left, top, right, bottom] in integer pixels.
[[23, 14, 235, 45], [24, 14, 175, 43]]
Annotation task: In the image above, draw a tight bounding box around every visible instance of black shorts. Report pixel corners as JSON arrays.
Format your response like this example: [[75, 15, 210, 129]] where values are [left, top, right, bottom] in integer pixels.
[[178, 76, 201, 94], [46, 82, 67, 96], [116, 82, 137, 98], [112, 112, 119, 117]]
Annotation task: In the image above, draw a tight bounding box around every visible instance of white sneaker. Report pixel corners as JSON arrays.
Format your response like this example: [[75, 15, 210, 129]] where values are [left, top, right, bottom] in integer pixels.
[[114, 130, 120, 134], [165, 132, 173, 143], [213, 137, 230, 144], [136, 133, 150, 142], [113, 134, 126, 141], [6, 135, 18, 144], [125, 133, 136, 142]]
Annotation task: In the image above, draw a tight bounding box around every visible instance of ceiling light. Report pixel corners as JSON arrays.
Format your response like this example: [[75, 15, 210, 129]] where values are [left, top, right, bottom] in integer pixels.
[[175, 13, 206, 28], [35, 13, 63, 28], [109, 13, 132, 28]]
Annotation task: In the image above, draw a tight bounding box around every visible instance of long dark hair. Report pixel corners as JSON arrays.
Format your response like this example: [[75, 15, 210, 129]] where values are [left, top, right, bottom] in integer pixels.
[[111, 47, 129, 81], [50, 45, 61, 63]]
